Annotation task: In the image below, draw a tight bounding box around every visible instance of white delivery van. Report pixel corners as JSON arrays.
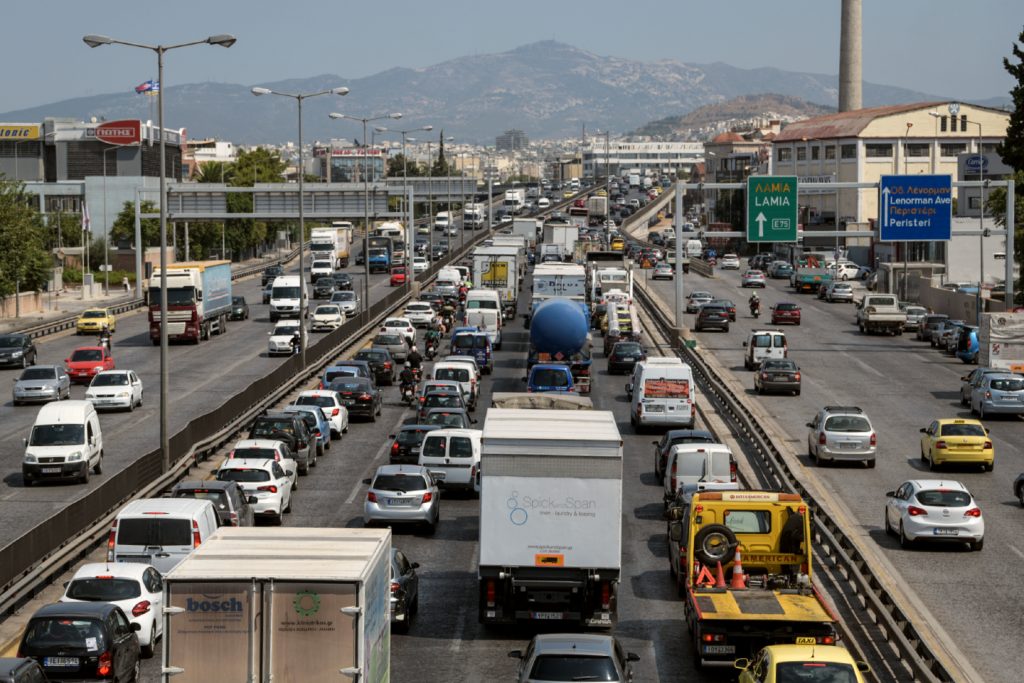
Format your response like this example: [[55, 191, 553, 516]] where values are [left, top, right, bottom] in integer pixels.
[[628, 358, 696, 430], [269, 275, 307, 322], [22, 400, 103, 486], [108, 497, 220, 574], [418, 428, 482, 494], [743, 330, 788, 370], [685, 239, 703, 260], [435, 267, 462, 297], [431, 361, 478, 409], [662, 443, 738, 505], [465, 290, 502, 349]]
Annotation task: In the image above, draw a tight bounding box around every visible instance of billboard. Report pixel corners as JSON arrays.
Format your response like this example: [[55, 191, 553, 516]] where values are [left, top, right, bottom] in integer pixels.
[[0, 124, 40, 140], [93, 119, 141, 146]]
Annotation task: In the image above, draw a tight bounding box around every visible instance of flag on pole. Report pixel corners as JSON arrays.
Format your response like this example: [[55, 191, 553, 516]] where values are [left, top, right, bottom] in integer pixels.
[[81, 201, 91, 233], [134, 80, 159, 95]]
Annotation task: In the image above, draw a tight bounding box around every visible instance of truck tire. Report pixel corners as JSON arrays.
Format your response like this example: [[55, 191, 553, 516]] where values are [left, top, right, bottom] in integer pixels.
[[693, 524, 738, 567]]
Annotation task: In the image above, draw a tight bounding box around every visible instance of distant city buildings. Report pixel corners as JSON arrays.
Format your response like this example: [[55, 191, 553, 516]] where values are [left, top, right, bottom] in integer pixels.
[[496, 129, 529, 152]]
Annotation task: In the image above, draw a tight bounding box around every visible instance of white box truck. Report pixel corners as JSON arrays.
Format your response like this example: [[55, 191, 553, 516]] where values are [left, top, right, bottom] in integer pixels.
[[503, 189, 526, 215], [512, 217, 540, 248], [478, 409, 623, 627], [161, 527, 391, 683], [473, 245, 521, 320], [543, 224, 579, 257], [979, 311, 1024, 372]]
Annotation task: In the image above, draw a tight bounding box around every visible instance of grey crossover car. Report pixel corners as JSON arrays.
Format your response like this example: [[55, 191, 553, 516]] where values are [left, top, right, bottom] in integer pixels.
[[806, 406, 876, 468], [509, 634, 639, 683], [12, 365, 71, 405], [363, 464, 441, 533]]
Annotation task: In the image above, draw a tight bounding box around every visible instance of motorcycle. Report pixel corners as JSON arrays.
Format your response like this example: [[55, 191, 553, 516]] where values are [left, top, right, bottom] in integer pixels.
[[400, 383, 416, 406], [410, 367, 422, 383], [750, 300, 761, 318], [425, 341, 437, 360]]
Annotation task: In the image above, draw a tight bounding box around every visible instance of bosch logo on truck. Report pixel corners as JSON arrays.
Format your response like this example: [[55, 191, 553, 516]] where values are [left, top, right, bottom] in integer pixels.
[[186, 596, 244, 613]]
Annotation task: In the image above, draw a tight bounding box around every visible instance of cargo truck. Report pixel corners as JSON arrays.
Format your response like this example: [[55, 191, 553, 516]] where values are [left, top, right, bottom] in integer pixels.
[[530, 263, 587, 319], [791, 268, 833, 294], [478, 410, 622, 628], [568, 206, 589, 229], [503, 189, 526, 215], [463, 203, 486, 230], [367, 236, 393, 274], [310, 224, 352, 268], [978, 311, 1024, 371], [855, 293, 907, 335], [587, 196, 608, 219], [667, 491, 838, 667], [148, 260, 232, 344], [512, 217, 540, 248], [542, 224, 579, 257], [473, 246, 521, 319], [527, 297, 593, 393], [161, 527, 391, 682]]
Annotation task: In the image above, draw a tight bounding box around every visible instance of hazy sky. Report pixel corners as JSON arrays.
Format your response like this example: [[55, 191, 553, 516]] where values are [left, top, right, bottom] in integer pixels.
[[2, 0, 1020, 112]]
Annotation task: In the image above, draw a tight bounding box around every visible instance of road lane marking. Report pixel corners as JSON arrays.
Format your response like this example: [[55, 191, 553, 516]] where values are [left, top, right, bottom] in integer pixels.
[[847, 354, 884, 378], [1009, 545, 1024, 561]]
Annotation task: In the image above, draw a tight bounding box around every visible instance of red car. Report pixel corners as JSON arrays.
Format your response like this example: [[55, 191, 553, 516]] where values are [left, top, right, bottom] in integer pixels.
[[770, 302, 802, 325], [389, 266, 408, 287], [65, 346, 115, 384]]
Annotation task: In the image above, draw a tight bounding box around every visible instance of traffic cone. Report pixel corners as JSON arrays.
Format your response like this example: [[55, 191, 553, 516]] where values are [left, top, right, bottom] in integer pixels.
[[714, 561, 726, 589], [730, 549, 747, 589]]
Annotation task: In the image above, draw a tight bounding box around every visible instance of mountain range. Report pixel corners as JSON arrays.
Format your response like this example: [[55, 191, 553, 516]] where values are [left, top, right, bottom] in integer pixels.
[[0, 41, 1008, 144]]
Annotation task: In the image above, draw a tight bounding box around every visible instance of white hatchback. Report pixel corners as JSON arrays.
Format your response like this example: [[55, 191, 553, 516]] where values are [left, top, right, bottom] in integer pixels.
[[293, 390, 350, 437], [311, 304, 344, 331], [216, 458, 295, 525], [84, 369, 143, 411], [412, 256, 429, 273], [268, 320, 301, 356], [404, 302, 436, 328], [719, 254, 741, 270], [381, 317, 416, 345], [885, 479, 984, 551]]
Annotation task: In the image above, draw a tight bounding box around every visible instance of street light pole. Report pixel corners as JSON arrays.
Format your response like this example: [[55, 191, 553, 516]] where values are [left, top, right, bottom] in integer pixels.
[[253, 85, 350, 368], [84, 32, 236, 475]]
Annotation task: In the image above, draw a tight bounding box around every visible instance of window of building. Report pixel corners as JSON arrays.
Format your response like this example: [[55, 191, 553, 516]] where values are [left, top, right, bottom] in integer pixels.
[[940, 143, 967, 157], [865, 144, 893, 158], [905, 143, 930, 157], [777, 147, 792, 162], [982, 143, 999, 154], [840, 144, 857, 160], [824, 146, 836, 160], [811, 146, 820, 160], [940, 116, 948, 132], [796, 147, 806, 161], [960, 115, 968, 132], [968, 196, 982, 210]]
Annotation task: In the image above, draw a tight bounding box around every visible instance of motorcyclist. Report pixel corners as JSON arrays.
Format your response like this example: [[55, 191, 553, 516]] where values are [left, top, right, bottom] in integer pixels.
[[748, 292, 761, 315], [407, 345, 423, 372], [98, 324, 112, 348], [290, 328, 302, 354], [398, 363, 416, 399], [424, 328, 442, 353]]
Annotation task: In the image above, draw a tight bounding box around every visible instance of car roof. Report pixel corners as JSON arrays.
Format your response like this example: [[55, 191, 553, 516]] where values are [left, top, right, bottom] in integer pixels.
[[422, 428, 482, 438], [220, 458, 277, 470], [173, 479, 239, 492], [529, 633, 617, 657], [935, 418, 984, 426], [398, 424, 442, 433], [235, 438, 285, 449], [757, 644, 857, 664], [93, 369, 129, 376], [374, 464, 430, 476], [298, 389, 340, 398], [906, 479, 970, 492], [72, 562, 151, 580], [32, 601, 120, 619]]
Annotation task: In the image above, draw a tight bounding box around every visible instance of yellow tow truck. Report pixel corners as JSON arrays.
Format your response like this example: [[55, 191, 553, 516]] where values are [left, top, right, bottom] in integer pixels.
[[667, 491, 838, 667]]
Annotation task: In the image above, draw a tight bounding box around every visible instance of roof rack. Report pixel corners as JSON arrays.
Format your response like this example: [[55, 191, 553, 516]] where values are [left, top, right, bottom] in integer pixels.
[[823, 406, 863, 413]]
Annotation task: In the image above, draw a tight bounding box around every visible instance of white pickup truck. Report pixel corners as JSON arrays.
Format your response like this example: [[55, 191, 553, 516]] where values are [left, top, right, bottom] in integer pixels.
[[856, 293, 908, 335]]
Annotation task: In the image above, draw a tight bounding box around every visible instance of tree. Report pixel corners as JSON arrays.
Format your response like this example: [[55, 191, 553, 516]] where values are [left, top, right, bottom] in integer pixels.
[[432, 130, 452, 176], [997, 27, 1024, 172], [386, 154, 425, 178], [985, 170, 1024, 303], [0, 177, 52, 296], [109, 200, 160, 248]]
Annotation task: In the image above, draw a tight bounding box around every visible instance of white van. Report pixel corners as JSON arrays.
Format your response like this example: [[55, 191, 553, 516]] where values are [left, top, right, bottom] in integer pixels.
[[107, 497, 220, 574], [418, 428, 482, 494], [431, 361, 478, 409], [685, 239, 703, 259], [662, 443, 738, 505], [435, 267, 462, 297], [627, 359, 696, 430], [743, 330, 788, 370], [22, 400, 103, 486], [465, 290, 502, 349], [374, 223, 404, 239], [269, 275, 307, 322]]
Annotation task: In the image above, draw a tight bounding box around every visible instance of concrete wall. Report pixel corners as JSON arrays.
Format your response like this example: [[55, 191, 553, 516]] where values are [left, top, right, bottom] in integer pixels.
[[905, 273, 1005, 321], [0, 292, 44, 318]]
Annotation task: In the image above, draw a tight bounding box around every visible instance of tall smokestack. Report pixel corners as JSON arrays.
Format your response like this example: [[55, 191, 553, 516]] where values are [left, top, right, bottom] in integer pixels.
[[839, 0, 862, 111]]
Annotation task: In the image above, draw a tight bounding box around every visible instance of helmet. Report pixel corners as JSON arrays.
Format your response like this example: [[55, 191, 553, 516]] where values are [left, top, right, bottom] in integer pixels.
[[410, 345, 418, 352]]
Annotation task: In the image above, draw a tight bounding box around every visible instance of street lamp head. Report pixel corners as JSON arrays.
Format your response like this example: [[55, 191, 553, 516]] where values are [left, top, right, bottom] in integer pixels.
[[330, 87, 350, 96], [374, 126, 388, 133], [390, 113, 403, 120], [421, 125, 434, 132], [206, 34, 237, 48], [328, 112, 346, 120], [406, 138, 417, 144], [82, 34, 113, 48], [251, 87, 273, 96]]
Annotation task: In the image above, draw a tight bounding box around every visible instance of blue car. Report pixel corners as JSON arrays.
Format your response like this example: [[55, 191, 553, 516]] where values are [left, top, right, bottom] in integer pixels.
[[526, 364, 575, 393], [956, 326, 979, 364], [282, 405, 331, 456]]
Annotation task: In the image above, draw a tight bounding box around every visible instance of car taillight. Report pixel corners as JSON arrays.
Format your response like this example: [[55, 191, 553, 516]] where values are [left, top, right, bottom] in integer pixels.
[[229, 511, 240, 526], [391, 442, 400, 455], [729, 460, 737, 483], [601, 581, 611, 609], [359, 393, 372, 401], [984, 391, 992, 399], [132, 600, 151, 617], [984, 440, 993, 449], [486, 579, 496, 606], [816, 635, 836, 645], [106, 520, 117, 561], [367, 491, 377, 503], [192, 520, 202, 548], [670, 461, 677, 491], [391, 581, 400, 594], [318, 381, 324, 389], [97, 651, 113, 676], [331, 408, 340, 416], [760, 372, 769, 380], [818, 432, 826, 445], [964, 508, 982, 518], [907, 506, 928, 516], [422, 492, 433, 503], [258, 485, 278, 493], [701, 633, 727, 643], [384, 362, 392, 370], [870, 432, 877, 446], [794, 372, 801, 381], [935, 440, 948, 449]]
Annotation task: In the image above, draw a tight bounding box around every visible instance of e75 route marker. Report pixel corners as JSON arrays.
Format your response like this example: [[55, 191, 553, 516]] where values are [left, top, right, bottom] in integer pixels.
[[747, 176, 798, 243]]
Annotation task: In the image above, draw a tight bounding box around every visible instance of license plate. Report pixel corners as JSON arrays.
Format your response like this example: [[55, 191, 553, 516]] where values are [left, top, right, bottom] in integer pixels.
[[44, 657, 78, 667], [620, 357, 635, 361], [645, 404, 665, 412], [795, 637, 817, 645], [839, 442, 860, 449], [531, 612, 564, 620], [773, 374, 790, 380], [702, 645, 735, 654], [41, 467, 61, 474], [934, 528, 959, 536], [387, 498, 412, 506], [342, 399, 355, 406]]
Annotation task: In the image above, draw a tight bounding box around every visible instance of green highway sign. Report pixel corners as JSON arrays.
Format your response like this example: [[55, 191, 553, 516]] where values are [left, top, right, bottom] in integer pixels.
[[747, 175, 798, 243]]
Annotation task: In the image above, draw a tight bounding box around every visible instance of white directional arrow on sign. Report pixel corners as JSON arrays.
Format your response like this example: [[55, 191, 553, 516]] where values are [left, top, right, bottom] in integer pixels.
[[881, 186, 890, 227], [755, 212, 767, 239]]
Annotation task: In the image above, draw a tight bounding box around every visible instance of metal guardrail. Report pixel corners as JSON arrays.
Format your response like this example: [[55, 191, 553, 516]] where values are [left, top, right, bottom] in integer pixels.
[[633, 282, 956, 683]]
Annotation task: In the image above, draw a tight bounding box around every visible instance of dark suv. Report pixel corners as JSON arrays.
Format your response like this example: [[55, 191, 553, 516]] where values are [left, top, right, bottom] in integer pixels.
[[261, 264, 285, 286], [0, 658, 47, 683], [250, 412, 315, 474], [694, 304, 730, 332], [0, 334, 37, 369], [19, 602, 141, 681], [171, 480, 257, 527], [354, 347, 396, 386]]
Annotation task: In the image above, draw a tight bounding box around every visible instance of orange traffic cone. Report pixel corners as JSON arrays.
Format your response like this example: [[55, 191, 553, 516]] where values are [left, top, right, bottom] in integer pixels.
[[730, 548, 747, 589], [714, 561, 727, 589]]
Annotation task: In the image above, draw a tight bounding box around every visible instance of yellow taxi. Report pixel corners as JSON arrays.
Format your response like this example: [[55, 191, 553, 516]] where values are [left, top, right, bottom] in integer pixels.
[[919, 418, 994, 471], [562, 190, 575, 199], [76, 308, 116, 335], [595, 188, 608, 197], [735, 644, 869, 683]]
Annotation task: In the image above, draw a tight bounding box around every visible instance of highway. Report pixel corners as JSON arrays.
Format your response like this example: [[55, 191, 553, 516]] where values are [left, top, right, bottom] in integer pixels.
[[644, 263, 1024, 683]]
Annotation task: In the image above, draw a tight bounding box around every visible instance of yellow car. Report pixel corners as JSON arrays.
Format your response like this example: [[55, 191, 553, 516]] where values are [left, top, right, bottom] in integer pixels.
[[919, 418, 994, 471], [76, 308, 116, 334], [595, 188, 608, 197], [562, 190, 575, 199], [736, 644, 869, 683]]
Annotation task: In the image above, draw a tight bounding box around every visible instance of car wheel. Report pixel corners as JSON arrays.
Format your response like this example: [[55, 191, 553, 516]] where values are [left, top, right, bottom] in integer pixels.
[[93, 452, 102, 475], [960, 392, 967, 407], [867, 459, 876, 468], [794, 389, 801, 396], [284, 497, 292, 513], [884, 510, 894, 536], [983, 461, 993, 473], [927, 451, 936, 471], [424, 517, 438, 536], [899, 522, 913, 549], [979, 404, 986, 420], [1017, 486, 1024, 507], [21, 355, 28, 369], [80, 465, 90, 485], [141, 634, 155, 659], [970, 538, 984, 552]]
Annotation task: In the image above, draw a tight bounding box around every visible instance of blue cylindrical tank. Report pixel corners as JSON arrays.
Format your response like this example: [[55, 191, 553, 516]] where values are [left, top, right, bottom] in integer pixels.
[[530, 298, 589, 356]]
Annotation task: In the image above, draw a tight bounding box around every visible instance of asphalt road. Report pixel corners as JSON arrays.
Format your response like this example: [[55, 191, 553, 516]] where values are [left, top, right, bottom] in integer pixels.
[[646, 264, 1024, 683], [0, 259, 398, 548]]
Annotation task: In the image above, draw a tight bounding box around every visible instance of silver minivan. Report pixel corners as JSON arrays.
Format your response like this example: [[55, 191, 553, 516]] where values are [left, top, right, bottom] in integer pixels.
[[108, 497, 220, 574]]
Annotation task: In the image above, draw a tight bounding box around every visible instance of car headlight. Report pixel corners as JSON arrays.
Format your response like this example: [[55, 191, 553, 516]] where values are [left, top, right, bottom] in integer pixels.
[[12, 351, 22, 358], [117, 392, 130, 398], [67, 451, 83, 462], [23, 453, 38, 464]]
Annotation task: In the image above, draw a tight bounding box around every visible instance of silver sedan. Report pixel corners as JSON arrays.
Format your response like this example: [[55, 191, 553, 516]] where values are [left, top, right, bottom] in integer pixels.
[[364, 464, 441, 534], [12, 365, 71, 405]]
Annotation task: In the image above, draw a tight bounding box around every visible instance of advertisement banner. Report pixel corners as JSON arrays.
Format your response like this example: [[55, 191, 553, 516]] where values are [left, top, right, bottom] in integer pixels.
[[0, 124, 40, 140], [165, 581, 257, 682], [481, 260, 509, 288], [643, 378, 689, 399], [93, 119, 141, 146], [268, 582, 358, 680]]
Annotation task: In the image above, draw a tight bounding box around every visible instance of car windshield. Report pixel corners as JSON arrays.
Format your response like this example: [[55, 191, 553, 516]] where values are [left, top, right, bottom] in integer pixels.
[[532, 369, 570, 387], [939, 423, 986, 437], [690, 292, 712, 299], [435, 368, 469, 383], [753, 335, 772, 348], [425, 394, 461, 409], [174, 489, 230, 508], [426, 413, 467, 427], [20, 368, 57, 380], [91, 374, 128, 387], [397, 429, 431, 446], [297, 395, 335, 408], [316, 306, 340, 315], [775, 303, 799, 311], [325, 368, 360, 383], [701, 306, 726, 314], [24, 617, 106, 651], [332, 381, 370, 393], [824, 415, 871, 432], [916, 489, 972, 507], [313, 263, 332, 271], [613, 343, 642, 355], [0, 336, 25, 348], [252, 420, 294, 438], [81, 310, 106, 319], [71, 349, 103, 362], [117, 518, 191, 546], [528, 655, 618, 681], [66, 577, 141, 601], [333, 292, 356, 301], [218, 468, 271, 483], [774, 662, 859, 682], [373, 474, 427, 492], [272, 286, 301, 299], [762, 360, 796, 371], [990, 377, 1024, 391], [375, 335, 403, 346], [233, 447, 280, 460], [356, 351, 388, 363], [30, 424, 84, 446], [453, 336, 488, 350], [423, 436, 474, 459], [232, 297, 245, 305]]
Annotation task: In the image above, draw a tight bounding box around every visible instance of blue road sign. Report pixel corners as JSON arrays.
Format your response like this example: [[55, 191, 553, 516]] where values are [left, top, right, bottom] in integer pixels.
[[878, 175, 952, 241]]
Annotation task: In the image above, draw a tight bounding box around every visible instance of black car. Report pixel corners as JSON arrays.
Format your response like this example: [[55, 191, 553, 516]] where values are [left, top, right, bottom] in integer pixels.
[[261, 264, 284, 287], [754, 358, 802, 396], [354, 347, 396, 386], [171, 480, 257, 527], [19, 602, 141, 682], [389, 425, 442, 465], [355, 250, 365, 266], [249, 412, 315, 474], [694, 304, 730, 332], [313, 277, 336, 299], [652, 429, 716, 484], [229, 295, 249, 321], [607, 341, 647, 375], [331, 377, 382, 421], [322, 360, 375, 388], [332, 272, 353, 291], [0, 658, 46, 683], [417, 392, 467, 423], [419, 292, 444, 311], [0, 334, 37, 369], [390, 548, 420, 633], [710, 299, 737, 322]]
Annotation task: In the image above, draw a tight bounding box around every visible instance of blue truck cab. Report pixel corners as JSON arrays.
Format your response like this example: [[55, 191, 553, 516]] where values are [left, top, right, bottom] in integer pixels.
[[525, 363, 575, 393], [451, 331, 494, 375], [368, 248, 391, 274]]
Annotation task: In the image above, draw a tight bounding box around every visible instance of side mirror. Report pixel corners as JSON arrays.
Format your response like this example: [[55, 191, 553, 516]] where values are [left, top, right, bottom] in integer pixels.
[[63, 581, 69, 588], [521, 377, 527, 383], [362, 478, 372, 485], [733, 658, 751, 671], [131, 622, 142, 632], [742, 341, 747, 347], [805, 422, 814, 428], [285, 470, 295, 478], [388, 434, 396, 439], [668, 522, 683, 542], [627, 652, 640, 663], [667, 507, 685, 522], [508, 650, 523, 660], [65, 359, 70, 364], [918, 427, 927, 434], [856, 662, 871, 674], [411, 562, 420, 569], [884, 491, 895, 498], [23, 437, 28, 447], [248, 496, 258, 505]]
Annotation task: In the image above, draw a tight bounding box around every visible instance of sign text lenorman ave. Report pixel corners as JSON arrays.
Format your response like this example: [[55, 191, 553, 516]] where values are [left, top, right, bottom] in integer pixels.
[[747, 176, 798, 243], [878, 175, 952, 241]]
